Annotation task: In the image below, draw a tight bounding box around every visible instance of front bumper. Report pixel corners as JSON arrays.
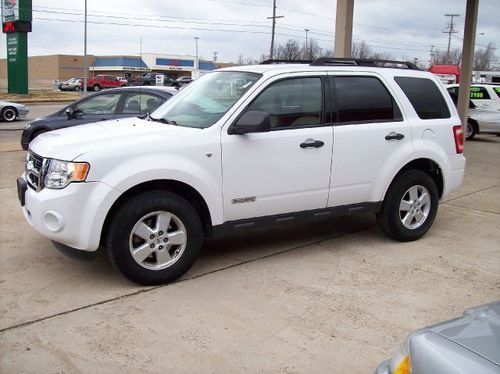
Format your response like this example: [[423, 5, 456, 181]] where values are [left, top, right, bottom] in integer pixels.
[[19, 174, 121, 251]]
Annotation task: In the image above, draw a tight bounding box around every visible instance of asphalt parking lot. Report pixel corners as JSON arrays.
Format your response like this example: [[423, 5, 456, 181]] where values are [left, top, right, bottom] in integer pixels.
[[1, 106, 499, 373]]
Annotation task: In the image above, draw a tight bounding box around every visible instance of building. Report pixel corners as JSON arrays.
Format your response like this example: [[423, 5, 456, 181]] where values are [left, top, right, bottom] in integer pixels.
[[0, 53, 220, 91]]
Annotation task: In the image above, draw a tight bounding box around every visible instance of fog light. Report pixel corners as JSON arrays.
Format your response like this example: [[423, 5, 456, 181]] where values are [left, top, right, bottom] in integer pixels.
[[42, 210, 65, 232]]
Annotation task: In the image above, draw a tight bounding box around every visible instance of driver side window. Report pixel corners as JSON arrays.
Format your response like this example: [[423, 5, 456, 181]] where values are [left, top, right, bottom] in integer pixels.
[[74, 93, 122, 115], [245, 77, 323, 129]]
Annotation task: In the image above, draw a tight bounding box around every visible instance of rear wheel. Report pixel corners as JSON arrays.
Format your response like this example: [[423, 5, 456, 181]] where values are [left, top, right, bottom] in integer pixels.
[[465, 120, 476, 140], [1, 107, 18, 122], [377, 170, 439, 242], [92, 84, 101, 92], [106, 191, 203, 285], [74, 85, 81, 91]]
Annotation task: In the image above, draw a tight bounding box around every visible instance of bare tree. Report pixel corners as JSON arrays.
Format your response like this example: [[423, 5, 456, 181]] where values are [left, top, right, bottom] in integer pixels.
[[302, 38, 321, 60], [236, 54, 245, 65], [474, 42, 497, 71], [276, 39, 302, 60], [433, 48, 462, 65], [352, 41, 393, 60]]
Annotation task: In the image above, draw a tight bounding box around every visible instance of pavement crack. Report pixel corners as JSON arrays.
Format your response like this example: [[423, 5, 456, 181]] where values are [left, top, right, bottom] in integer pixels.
[[442, 185, 498, 203], [442, 202, 500, 216], [0, 224, 374, 333]]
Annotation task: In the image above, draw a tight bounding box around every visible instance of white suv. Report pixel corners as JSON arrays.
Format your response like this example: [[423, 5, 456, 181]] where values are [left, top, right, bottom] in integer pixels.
[[17, 59, 466, 285]]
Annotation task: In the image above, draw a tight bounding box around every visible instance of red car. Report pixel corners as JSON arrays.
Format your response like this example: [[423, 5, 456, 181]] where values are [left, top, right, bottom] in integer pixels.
[[87, 75, 127, 91]]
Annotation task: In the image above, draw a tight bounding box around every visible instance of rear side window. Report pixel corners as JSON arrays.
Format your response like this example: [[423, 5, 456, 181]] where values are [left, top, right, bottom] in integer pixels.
[[395, 77, 450, 119], [334, 76, 402, 124], [470, 86, 491, 100]]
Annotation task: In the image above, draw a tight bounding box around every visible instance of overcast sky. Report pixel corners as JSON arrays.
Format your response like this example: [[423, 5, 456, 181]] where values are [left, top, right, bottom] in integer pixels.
[[1, 0, 499, 65]]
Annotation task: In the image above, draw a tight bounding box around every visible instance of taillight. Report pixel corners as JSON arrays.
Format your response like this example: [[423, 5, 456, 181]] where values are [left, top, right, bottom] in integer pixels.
[[453, 125, 464, 154]]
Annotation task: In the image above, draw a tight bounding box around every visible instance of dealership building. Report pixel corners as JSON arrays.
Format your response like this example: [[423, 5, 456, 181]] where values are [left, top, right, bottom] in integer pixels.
[[0, 53, 222, 90]]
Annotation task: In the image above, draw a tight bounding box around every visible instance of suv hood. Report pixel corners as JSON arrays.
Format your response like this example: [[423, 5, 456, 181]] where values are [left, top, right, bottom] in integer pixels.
[[30, 117, 201, 160], [427, 301, 500, 366]]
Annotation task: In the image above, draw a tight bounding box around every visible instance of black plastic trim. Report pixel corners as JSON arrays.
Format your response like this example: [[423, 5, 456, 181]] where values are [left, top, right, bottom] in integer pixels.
[[52, 241, 99, 261], [211, 202, 381, 237]]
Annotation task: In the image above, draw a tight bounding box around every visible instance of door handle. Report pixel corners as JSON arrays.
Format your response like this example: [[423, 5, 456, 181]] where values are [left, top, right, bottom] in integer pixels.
[[300, 139, 324, 148], [385, 132, 405, 141]]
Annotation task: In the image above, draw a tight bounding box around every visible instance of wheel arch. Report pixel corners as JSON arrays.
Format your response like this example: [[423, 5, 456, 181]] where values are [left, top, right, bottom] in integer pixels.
[[468, 117, 479, 133], [100, 179, 213, 247], [384, 158, 444, 201]]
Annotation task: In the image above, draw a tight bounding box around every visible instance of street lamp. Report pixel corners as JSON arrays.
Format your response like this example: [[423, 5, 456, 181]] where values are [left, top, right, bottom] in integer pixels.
[[194, 37, 200, 71], [304, 29, 310, 59]]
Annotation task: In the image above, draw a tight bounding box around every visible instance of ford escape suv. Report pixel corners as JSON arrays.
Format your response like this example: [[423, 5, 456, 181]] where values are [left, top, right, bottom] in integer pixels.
[[17, 58, 466, 285]]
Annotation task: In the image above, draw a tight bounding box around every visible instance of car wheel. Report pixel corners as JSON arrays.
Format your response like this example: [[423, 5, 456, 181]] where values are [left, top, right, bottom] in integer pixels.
[[1, 106, 18, 122], [92, 84, 101, 92], [74, 85, 81, 91], [376, 170, 439, 242], [465, 120, 476, 140], [106, 190, 203, 285]]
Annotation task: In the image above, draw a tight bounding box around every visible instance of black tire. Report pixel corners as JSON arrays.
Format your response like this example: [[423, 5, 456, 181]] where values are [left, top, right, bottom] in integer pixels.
[[465, 120, 476, 140], [106, 190, 203, 285], [74, 85, 81, 91], [376, 170, 439, 242], [1, 106, 18, 122], [92, 84, 101, 92]]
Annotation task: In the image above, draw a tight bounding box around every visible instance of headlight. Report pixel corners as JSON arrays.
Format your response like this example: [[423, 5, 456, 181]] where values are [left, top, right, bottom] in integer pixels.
[[391, 336, 411, 374], [44, 159, 90, 189]]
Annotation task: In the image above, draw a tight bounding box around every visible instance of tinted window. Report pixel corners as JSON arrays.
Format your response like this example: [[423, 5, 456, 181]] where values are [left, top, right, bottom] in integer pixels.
[[246, 77, 323, 129], [470, 86, 491, 100], [395, 77, 450, 119], [123, 93, 167, 114], [334, 76, 402, 123], [75, 92, 122, 115], [494, 86, 500, 98]]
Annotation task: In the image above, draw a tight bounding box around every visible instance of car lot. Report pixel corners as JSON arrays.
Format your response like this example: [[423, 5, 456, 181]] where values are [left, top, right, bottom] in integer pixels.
[[0, 107, 499, 372]]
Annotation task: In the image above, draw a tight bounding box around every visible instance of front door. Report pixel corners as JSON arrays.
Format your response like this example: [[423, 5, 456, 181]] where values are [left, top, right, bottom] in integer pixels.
[[221, 75, 333, 221]]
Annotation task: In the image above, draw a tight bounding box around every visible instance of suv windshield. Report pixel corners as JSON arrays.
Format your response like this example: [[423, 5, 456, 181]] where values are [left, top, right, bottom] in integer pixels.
[[151, 71, 261, 128]]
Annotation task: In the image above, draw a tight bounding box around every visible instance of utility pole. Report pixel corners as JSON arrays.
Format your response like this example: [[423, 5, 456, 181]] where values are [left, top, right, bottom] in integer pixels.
[[83, 0, 88, 94], [443, 13, 459, 64], [194, 37, 200, 71], [213, 51, 218, 63], [429, 45, 435, 65], [304, 29, 310, 59], [267, 0, 283, 60]]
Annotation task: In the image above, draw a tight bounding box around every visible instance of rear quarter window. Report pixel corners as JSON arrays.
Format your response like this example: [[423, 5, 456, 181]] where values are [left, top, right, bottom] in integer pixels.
[[395, 77, 450, 119]]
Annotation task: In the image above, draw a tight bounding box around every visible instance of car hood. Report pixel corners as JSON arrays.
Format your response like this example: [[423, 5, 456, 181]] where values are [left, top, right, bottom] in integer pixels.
[[30, 117, 201, 160], [427, 301, 500, 366]]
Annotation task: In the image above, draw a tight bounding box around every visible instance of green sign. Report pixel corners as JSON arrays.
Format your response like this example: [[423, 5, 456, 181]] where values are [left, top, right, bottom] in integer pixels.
[[2, 0, 31, 94]]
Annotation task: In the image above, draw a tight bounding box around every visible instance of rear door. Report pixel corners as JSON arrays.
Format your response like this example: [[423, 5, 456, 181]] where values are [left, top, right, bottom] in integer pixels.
[[69, 91, 125, 125], [328, 74, 412, 206], [121, 91, 169, 116]]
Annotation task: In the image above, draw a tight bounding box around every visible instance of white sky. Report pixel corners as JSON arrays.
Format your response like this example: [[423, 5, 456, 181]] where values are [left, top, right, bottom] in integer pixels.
[[1, 0, 499, 65]]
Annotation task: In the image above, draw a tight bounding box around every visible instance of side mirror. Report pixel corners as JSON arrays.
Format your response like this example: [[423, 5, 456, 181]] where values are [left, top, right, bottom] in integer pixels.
[[65, 107, 75, 119], [229, 111, 271, 135]]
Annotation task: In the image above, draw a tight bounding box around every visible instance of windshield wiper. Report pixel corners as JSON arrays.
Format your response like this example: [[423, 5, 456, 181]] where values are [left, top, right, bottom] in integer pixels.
[[149, 116, 178, 126]]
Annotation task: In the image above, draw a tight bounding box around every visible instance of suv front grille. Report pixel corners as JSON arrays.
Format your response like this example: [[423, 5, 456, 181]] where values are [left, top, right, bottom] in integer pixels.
[[26, 152, 46, 191]]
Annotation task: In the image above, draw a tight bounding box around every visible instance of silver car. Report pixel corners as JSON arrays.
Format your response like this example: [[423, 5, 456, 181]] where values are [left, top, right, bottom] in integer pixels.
[[0, 100, 29, 122], [376, 301, 500, 374]]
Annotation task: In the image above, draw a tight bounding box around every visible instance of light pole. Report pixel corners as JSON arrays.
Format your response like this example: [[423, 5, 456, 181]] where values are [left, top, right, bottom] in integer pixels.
[[194, 37, 200, 71], [83, 0, 88, 94], [304, 28, 310, 59]]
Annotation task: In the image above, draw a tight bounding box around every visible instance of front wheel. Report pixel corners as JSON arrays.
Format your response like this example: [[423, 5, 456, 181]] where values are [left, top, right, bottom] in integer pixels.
[[106, 191, 203, 285], [377, 170, 439, 242], [92, 84, 101, 92], [1, 107, 18, 122]]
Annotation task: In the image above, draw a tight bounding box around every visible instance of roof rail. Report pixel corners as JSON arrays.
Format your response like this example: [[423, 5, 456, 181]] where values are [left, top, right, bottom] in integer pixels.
[[310, 57, 420, 70], [260, 59, 313, 65]]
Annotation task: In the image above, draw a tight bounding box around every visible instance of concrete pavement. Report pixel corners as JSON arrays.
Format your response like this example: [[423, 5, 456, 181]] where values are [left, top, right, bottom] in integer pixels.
[[0, 134, 499, 373]]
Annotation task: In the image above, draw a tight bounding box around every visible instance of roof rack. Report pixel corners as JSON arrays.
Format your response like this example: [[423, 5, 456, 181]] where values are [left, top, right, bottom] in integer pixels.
[[260, 59, 313, 65], [310, 57, 420, 70]]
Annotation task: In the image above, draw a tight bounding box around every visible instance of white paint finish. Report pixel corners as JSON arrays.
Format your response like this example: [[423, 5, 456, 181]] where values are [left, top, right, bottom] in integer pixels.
[[329, 121, 414, 206], [469, 107, 500, 133], [221, 126, 333, 221]]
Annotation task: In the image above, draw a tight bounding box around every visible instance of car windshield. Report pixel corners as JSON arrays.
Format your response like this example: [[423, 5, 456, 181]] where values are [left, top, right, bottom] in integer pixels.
[[151, 71, 261, 128]]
